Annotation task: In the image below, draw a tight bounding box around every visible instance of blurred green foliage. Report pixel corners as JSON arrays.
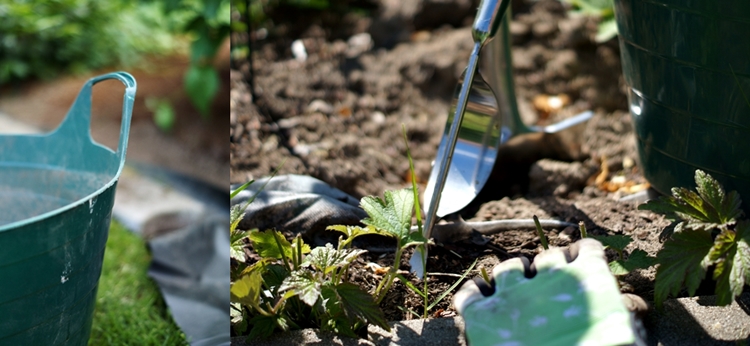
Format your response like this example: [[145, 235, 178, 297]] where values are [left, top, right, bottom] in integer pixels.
[[138, 0, 230, 120], [560, 0, 617, 42], [0, 0, 181, 84]]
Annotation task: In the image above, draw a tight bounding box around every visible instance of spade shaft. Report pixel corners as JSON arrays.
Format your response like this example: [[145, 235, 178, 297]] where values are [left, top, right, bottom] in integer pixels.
[[423, 0, 509, 240]]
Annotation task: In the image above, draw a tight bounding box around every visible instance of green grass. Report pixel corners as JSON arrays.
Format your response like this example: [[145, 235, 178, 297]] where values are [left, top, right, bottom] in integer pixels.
[[88, 222, 188, 346]]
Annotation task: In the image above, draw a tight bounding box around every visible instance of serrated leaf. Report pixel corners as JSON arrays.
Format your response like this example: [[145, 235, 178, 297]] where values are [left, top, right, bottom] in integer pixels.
[[609, 260, 630, 276], [231, 229, 249, 262], [231, 270, 262, 307], [713, 248, 737, 306], [247, 314, 280, 340], [592, 234, 632, 251], [704, 229, 736, 266], [654, 229, 713, 308], [262, 263, 289, 289], [672, 187, 711, 222], [320, 285, 358, 338], [659, 221, 679, 241], [610, 249, 657, 275], [230, 204, 245, 233], [625, 249, 658, 269], [695, 170, 726, 220], [280, 270, 321, 306], [303, 243, 366, 274], [335, 282, 390, 331], [249, 230, 293, 260], [737, 221, 750, 285], [721, 190, 743, 222], [360, 188, 414, 243], [705, 227, 740, 305], [639, 197, 684, 221], [327, 224, 395, 240], [405, 230, 428, 245]]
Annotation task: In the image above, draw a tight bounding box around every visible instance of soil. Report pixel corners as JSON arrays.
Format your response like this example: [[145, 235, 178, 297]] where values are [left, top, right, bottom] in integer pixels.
[[231, 0, 675, 326]]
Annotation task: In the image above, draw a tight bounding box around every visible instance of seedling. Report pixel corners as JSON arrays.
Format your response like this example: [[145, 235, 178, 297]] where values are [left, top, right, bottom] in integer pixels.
[[639, 170, 750, 307], [329, 126, 475, 319], [533, 215, 549, 250], [231, 229, 389, 339]]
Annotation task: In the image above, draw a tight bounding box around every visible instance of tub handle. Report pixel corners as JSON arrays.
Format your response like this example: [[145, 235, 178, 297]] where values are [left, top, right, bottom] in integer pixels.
[[54, 71, 136, 166]]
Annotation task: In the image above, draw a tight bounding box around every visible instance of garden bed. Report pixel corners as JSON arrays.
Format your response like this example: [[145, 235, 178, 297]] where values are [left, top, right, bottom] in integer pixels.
[[231, 0, 747, 342]]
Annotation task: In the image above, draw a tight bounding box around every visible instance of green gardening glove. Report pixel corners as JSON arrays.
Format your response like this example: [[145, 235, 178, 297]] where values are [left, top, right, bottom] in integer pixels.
[[453, 238, 636, 346]]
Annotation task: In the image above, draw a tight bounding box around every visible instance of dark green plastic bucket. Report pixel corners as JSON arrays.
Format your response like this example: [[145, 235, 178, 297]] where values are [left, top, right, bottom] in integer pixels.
[[613, 0, 750, 207], [0, 72, 135, 345]]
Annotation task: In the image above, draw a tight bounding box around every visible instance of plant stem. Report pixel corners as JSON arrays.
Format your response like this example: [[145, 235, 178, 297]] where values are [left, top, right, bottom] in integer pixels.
[[422, 252, 428, 319], [533, 215, 549, 250], [579, 221, 588, 239], [273, 232, 291, 271], [375, 247, 403, 304]]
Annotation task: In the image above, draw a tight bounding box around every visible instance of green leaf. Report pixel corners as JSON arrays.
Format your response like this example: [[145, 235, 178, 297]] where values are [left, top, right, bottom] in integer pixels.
[[326, 224, 395, 245], [595, 17, 618, 42], [715, 221, 750, 306], [189, 21, 225, 64], [721, 190, 743, 223], [405, 230, 428, 245], [184, 64, 219, 117], [395, 273, 427, 299], [671, 187, 711, 222], [230, 229, 248, 262], [609, 249, 657, 276], [303, 243, 366, 274], [625, 249, 658, 269], [704, 228, 740, 306], [640, 170, 741, 236], [658, 221, 679, 241], [609, 260, 630, 276], [231, 180, 255, 200], [360, 188, 414, 243], [154, 99, 175, 132], [291, 235, 311, 255], [319, 285, 358, 338], [639, 196, 685, 221], [335, 282, 390, 331], [262, 263, 289, 290], [591, 234, 632, 251], [280, 270, 321, 306], [231, 270, 262, 307], [249, 230, 293, 260], [704, 229, 736, 267], [247, 314, 280, 340], [737, 221, 750, 285], [713, 247, 738, 306], [695, 170, 727, 219], [230, 204, 245, 233], [654, 229, 713, 308]]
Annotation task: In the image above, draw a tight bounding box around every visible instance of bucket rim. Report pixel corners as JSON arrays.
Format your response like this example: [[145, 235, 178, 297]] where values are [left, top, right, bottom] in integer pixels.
[[0, 167, 121, 232]]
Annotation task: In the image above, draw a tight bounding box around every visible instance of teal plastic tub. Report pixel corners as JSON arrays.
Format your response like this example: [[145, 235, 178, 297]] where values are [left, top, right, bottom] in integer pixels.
[[614, 0, 750, 207], [0, 72, 135, 345]]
